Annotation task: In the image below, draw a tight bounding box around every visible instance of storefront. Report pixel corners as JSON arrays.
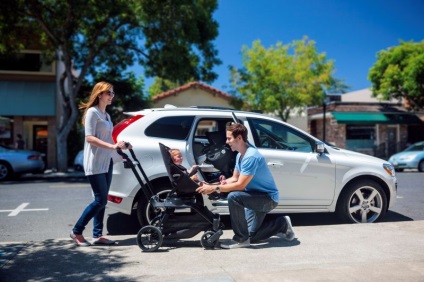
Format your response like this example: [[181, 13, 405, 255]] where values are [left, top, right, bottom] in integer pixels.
[[308, 103, 424, 159]]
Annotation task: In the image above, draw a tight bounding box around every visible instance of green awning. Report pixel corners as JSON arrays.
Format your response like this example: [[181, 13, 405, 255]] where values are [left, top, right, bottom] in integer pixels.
[[332, 112, 422, 124]]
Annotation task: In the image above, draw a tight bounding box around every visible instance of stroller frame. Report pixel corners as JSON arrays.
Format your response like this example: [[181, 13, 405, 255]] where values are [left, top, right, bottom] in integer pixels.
[[117, 143, 223, 252]]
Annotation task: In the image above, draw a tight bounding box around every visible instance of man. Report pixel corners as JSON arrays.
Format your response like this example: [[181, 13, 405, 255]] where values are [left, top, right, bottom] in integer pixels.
[[196, 123, 295, 249]]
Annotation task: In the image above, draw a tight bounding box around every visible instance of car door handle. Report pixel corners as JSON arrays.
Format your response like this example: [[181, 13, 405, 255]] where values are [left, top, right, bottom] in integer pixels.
[[268, 161, 283, 167]]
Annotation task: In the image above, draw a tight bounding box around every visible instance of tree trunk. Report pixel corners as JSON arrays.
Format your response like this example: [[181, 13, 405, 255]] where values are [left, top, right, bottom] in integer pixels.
[[56, 132, 68, 172]]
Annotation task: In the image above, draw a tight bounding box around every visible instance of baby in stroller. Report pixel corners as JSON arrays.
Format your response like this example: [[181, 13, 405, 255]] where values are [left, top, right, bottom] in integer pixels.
[[132, 143, 224, 252], [169, 148, 199, 182]]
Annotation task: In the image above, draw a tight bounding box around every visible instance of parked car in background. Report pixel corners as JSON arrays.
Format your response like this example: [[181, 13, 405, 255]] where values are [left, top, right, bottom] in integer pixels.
[[107, 106, 397, 226], [388, 141, 424, 172], [0, 145, 45, 181], [73, 150, 84, 172]]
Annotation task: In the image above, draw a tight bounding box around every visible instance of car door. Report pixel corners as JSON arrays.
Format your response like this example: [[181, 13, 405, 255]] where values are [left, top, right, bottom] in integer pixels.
[[247, 117, 336, 206]]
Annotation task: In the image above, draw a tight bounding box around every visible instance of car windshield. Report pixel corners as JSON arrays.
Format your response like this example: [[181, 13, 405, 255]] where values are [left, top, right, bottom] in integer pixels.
[[404, 143, 424, 152]]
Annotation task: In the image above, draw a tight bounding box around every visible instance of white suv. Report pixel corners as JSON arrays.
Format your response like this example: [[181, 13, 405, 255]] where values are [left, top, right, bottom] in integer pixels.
[[108, 106, 397, 225]]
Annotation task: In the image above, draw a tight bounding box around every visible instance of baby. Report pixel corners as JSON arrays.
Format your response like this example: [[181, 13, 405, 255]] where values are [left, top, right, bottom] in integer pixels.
[[169, 149, 199, 182]]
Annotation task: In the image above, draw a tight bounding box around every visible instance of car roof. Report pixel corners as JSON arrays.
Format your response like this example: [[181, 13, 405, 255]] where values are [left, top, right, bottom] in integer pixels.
[[124, 105, 264, 117]]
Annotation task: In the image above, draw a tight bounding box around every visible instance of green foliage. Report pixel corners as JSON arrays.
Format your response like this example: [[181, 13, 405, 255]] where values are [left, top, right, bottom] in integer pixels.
[[230, 37, 335, 121], [368, 40, 424, 110], [140, 0, 221, 83], [0, 0, 220, 171], [148, 77, 184, 98]]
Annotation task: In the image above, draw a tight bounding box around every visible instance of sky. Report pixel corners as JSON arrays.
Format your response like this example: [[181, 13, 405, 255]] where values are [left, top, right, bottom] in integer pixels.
[[133, 0, 424, 94]]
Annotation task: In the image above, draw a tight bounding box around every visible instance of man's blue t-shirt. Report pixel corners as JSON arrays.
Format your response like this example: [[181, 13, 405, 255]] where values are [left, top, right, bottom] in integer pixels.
[[235, 144, 279, 203]]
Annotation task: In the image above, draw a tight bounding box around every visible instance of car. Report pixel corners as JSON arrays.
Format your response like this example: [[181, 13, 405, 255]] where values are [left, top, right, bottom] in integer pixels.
[[108, 106, 397, 226], [388, 141, 424, 172], [0, 144, 45, 181], [73, 150, 84, 172]]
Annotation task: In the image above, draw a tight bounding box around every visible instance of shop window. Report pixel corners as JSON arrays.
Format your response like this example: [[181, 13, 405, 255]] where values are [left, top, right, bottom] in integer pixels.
[[0, 50, 55, 75], [346, 125, 375, 150]]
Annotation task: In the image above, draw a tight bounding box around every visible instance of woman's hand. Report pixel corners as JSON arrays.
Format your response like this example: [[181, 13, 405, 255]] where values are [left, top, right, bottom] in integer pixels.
[[114, 141, 131, 150]]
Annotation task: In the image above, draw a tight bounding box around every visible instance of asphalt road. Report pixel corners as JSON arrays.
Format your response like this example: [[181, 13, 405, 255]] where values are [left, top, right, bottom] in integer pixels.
[[0, 172, 423, 242]]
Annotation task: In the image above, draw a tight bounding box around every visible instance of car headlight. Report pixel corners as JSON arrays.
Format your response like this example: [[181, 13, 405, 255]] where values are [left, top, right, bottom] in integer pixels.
[[383, 163, 395, 177]]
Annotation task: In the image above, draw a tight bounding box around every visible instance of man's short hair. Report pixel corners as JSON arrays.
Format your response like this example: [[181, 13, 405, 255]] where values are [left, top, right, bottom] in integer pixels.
[[227, 123, 248, 142]]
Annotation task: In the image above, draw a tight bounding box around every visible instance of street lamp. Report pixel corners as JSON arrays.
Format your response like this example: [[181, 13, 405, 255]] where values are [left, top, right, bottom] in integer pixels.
[[321, 85, 330, 142]]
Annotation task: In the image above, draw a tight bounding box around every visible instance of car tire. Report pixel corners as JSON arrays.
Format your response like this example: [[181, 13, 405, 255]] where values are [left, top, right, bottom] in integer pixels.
[[136, 186, 172, 227], [418, 160, 424, 172], [336, 180, 387, 223], [0, 161, 12, 181]]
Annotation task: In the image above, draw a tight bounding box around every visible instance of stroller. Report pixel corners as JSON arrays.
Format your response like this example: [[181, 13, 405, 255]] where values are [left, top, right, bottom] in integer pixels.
[[117, 143, 224, 252]]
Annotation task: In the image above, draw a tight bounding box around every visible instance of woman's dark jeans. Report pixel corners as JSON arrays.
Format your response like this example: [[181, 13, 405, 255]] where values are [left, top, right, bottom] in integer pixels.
[[73, 160, 113, 238], [227, 191, 287, 243]]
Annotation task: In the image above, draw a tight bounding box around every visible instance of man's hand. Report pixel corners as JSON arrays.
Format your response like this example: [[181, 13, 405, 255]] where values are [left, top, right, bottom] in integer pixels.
[[196, 184, 215, 195]]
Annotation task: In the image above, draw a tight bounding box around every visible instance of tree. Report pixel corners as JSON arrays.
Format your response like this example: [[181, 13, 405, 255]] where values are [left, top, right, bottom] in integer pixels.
[[148, 77, 184, 98], [0, 0, 220, 171], [229, 37, 335, 121], [368, 40, 424, 111]]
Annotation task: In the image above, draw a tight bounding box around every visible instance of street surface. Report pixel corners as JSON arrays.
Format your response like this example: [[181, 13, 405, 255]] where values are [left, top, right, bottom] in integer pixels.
[[0, 172, 422, 242]]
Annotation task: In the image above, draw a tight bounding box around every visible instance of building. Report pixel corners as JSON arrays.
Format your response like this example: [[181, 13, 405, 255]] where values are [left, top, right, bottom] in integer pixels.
[[308, 89, 424, 159], [0, 49, 59, 168], [152, 81, 234, 108]]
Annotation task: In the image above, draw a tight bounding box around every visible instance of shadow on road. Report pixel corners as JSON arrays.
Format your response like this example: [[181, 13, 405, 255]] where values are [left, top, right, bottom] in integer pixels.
[[106, 209, 413, 237]]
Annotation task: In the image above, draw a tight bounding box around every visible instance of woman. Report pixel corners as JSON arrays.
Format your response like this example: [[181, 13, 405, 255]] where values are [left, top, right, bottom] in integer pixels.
[[70, 81, 131, 246]]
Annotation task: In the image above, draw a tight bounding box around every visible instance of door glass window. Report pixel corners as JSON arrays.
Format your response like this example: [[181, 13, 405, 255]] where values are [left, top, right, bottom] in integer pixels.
[[248, 118, 312, 152], [145, 116, 194, 140]]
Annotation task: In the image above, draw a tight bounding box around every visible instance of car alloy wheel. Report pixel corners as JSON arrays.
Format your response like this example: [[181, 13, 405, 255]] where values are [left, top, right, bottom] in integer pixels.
[[337, 180, 388, 223]]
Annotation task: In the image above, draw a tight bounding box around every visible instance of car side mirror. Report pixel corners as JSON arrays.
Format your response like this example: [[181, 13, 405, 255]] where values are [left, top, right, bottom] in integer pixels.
[[316, 141, 325, 155]]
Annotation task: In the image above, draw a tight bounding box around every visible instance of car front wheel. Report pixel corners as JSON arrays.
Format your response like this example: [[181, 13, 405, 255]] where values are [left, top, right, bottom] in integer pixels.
[[336, 180, 387, 223], [418, 160, 424, 172]]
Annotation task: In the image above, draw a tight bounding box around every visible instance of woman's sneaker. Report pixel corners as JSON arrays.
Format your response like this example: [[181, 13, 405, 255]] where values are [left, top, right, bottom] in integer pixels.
[[282, 216, 296, 241]]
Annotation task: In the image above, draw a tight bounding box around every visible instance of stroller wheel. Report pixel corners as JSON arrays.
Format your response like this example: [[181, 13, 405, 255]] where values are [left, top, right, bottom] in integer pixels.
[[200, 231, 219, 249], [136, 225, 163, 252]]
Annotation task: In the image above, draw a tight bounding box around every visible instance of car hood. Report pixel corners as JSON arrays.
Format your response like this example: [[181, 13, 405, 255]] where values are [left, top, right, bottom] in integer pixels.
[[328, 146, 388, 165]]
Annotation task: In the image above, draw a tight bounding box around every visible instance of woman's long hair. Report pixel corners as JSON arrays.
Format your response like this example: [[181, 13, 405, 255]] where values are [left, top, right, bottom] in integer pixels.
[[79, 81, 113, 126]]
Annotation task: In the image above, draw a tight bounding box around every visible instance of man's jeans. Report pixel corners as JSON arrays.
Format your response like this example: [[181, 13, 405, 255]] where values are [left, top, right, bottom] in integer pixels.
[[227, 191, 287, 243], [73, 161, 113, 238]]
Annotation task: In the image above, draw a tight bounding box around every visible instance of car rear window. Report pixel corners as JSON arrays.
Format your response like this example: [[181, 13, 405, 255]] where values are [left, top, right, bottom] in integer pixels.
[[145, 116, 195, 140]]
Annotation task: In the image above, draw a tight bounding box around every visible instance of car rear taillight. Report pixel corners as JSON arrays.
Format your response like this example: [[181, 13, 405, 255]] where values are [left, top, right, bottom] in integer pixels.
[[112, 115, 143, 143], [28, 155, 41, 160], [108, 195, 123, 204]]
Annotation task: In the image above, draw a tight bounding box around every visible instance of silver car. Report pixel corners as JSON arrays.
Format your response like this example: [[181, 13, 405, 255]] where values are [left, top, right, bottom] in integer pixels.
[[0, 145, 45, 180], [108, 106, 397, 225], [388, 141, 424, 172]]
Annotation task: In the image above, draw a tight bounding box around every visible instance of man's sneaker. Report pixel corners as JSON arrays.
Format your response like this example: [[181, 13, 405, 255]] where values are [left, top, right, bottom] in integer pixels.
[[282, 216, 295, 241], [221, 238, 250, 249]]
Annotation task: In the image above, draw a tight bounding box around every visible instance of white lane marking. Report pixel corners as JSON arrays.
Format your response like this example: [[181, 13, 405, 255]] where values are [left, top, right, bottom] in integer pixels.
[[0, 203, 49, 216]]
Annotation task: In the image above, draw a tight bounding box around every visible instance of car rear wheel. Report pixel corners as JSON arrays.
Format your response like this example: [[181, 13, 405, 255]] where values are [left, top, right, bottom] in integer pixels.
[[0, 161, 12, 181], [336, 180, 387, 223], [136, 187, 172, 227], [418, 160, 424, 172]]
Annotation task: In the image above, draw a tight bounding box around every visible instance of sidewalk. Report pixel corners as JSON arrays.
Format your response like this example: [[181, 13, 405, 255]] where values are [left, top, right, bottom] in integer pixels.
[[1, 221, 424, 281]]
